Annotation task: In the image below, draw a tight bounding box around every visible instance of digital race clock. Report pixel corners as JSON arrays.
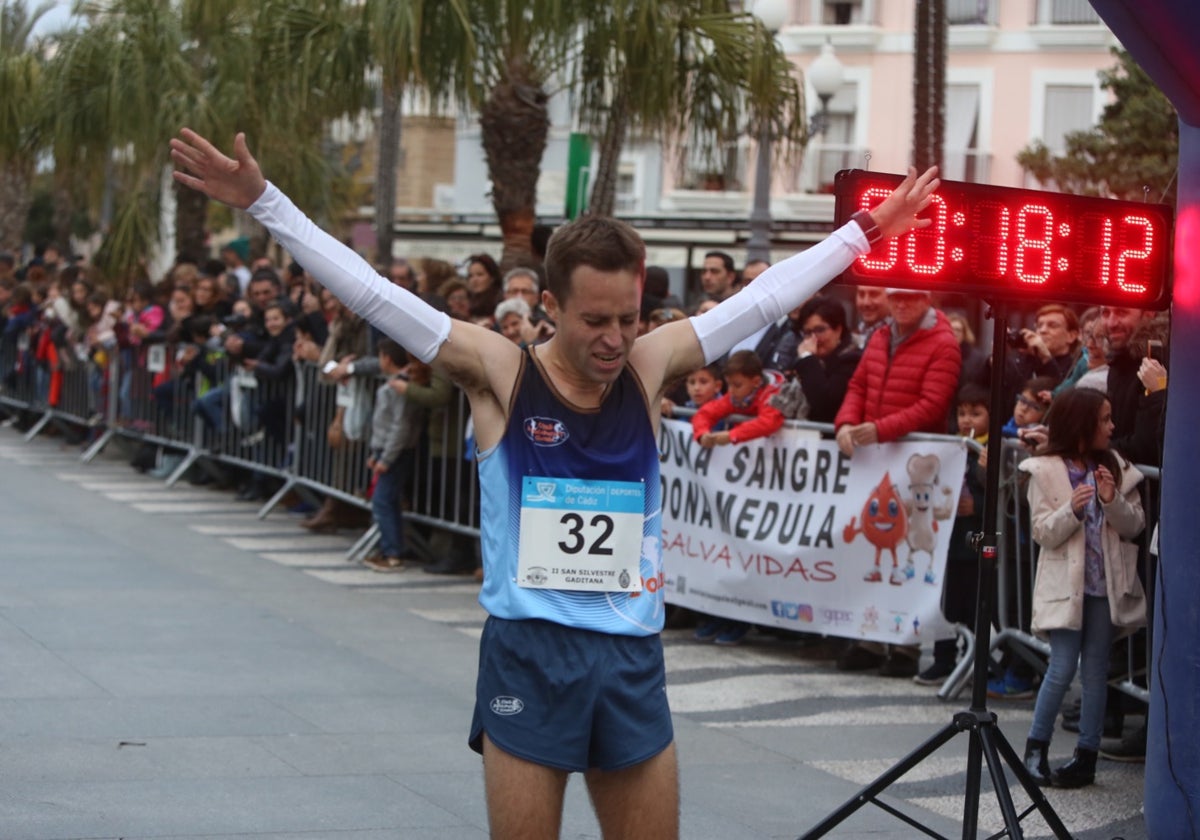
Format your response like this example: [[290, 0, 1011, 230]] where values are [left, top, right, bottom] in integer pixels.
[[833, 170, 1174, 310]]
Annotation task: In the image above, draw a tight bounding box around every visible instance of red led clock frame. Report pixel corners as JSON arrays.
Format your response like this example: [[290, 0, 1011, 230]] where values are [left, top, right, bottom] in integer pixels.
[[833, 169, 1174, 311]]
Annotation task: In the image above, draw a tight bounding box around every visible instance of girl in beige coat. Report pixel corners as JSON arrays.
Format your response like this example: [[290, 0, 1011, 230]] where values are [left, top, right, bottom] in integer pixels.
[[1018, 387, 1146, 788]]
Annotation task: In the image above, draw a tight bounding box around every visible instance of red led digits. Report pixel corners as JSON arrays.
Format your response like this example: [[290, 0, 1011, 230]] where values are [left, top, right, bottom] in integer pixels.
[[1116, 215, 1154, 294], [832, 169, 1173, 309], [973, 201, 1009, 279], [905, 194, 947, 275], [1078, 213, 1114, 289], [1014, 204, 1053, 285], [857, 188, 898, 271]]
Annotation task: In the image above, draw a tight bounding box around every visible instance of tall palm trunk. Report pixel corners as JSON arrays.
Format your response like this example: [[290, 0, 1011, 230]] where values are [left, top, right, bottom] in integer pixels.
[[174, 179, 209, 264], [913, 0, 947, 173], [51, 173, 75, 254], [0, 159, 34, 255], [480, 56, 548, 270], [374, 80, 402, 266], [588, 86, 629, 219]]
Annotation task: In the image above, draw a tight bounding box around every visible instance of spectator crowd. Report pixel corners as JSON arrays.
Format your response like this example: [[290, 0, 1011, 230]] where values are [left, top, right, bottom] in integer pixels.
[[1, 235, 1167, 782]]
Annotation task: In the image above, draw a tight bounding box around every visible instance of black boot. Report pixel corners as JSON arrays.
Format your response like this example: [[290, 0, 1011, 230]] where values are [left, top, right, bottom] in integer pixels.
[[1023, 738, 1052, 786], [1051, 747, 1098, 788]]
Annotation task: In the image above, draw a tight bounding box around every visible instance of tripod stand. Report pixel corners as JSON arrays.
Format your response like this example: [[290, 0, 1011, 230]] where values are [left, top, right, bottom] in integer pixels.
[[800, 304, 1072, 839]]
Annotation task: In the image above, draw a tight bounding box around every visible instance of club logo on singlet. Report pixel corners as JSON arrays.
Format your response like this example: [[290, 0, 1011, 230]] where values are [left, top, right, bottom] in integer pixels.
[[524, 416, 570, 447]]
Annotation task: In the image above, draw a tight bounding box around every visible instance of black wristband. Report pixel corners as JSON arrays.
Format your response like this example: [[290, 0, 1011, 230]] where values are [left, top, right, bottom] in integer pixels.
[[850, 210, 882, 246]]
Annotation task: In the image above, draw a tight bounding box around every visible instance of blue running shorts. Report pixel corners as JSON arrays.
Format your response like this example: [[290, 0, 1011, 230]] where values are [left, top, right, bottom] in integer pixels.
[[469, 616, 674, 772]]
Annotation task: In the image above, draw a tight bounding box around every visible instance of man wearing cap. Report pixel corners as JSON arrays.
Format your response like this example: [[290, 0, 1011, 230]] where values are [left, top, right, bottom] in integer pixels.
[[221, 238, 253, 297], [834, 286, 961, 676]]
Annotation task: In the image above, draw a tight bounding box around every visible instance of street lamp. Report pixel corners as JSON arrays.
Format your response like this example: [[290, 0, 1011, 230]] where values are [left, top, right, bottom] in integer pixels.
[[807, 40, 846, 138], [745, 0, 790, 264]]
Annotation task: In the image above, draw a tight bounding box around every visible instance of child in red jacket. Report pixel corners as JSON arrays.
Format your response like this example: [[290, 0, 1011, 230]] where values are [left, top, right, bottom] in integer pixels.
[[692, 350, 785, 448], [689, 350, 785, 647]]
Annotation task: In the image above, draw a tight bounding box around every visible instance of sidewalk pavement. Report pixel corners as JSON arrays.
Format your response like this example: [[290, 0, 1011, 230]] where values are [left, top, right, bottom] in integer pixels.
[[0, 427, 1145, 839]]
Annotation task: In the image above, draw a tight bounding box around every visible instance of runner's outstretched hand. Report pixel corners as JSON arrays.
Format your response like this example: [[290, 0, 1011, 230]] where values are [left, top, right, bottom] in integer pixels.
[[170, 129, 267, 210], [868, 166, 940, 239]]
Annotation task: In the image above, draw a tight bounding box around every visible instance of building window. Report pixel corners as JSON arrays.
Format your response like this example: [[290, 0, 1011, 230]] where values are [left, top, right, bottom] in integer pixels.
[[801, 81, 861, 193], [947, 0, 992, 25], [615, 167, 639, 214], [1042, 84, 1095, 152], [678, 140, 747, 192], [821, 1, 870, 25], [1036, 0, 1101, 25], [944, 83, 989, 183]]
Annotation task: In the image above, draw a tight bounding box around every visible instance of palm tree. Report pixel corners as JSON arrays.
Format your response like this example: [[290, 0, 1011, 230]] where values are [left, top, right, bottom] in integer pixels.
[[357, 0, 472, 265], [262, 0, 473, 265], [45, 0, 370, 282], [0, 0, 54, 254], [468, 0, 579, 270], [575, 1, 806, 219], [912, 0, 946, 173]]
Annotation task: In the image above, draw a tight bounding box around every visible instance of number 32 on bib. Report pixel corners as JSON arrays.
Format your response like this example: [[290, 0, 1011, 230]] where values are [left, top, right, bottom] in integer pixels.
[[517, 476, 645, 593]]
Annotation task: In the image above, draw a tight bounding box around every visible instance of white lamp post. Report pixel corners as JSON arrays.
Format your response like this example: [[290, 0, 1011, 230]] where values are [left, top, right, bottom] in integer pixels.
[[745, 0, 790, 264], [807, 40, 846, 137]]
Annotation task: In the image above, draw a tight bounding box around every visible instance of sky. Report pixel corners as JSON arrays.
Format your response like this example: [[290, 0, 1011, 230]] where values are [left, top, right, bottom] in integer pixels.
[[31, 0, 75, 36]]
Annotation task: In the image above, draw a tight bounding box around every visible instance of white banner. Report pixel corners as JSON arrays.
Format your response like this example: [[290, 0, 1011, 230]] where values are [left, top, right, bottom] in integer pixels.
[[658, 419, 968, 645]]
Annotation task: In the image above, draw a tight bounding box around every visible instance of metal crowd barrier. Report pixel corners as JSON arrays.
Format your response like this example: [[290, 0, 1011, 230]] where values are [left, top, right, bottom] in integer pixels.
[[0, 339, 481, 565]]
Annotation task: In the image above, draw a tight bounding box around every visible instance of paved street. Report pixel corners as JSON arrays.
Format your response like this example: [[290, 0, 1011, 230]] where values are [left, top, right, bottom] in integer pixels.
[[0, 427, 1146, 839]]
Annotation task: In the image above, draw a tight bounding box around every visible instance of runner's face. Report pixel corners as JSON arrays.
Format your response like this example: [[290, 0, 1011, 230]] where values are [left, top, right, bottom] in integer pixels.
[[546, 267, 641, 385]]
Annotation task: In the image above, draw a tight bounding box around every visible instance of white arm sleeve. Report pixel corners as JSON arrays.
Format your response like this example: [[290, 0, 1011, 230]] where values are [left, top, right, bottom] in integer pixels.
[[247, 182, 451, 363], [689, 220, 870, 363]]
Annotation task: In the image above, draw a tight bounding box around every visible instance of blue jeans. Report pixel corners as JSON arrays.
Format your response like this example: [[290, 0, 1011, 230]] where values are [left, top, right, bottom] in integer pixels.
[[193, 385, 227, 434], [1028, 595, 1115, 750], [371, 450, 413, 559]]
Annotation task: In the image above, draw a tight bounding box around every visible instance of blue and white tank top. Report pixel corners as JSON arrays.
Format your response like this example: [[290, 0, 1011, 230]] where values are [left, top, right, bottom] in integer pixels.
[[476, 348, 665, 636]]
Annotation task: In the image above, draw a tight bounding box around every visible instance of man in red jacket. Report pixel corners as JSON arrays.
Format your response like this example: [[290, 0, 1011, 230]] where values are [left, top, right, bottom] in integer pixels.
[[833, 287, 961, 677], [835, 288, 961, 456]]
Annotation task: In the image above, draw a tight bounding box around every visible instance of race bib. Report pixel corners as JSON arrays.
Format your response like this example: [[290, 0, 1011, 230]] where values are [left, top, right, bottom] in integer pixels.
[[517, 476, 645, 592]]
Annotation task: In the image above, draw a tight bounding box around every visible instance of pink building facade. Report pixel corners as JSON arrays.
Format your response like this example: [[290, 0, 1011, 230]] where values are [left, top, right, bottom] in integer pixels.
[[662, 0, 1121, 217]]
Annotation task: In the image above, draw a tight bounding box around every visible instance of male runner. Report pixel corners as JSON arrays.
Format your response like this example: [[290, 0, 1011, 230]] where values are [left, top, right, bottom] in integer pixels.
[[170, 128, 938, 840]]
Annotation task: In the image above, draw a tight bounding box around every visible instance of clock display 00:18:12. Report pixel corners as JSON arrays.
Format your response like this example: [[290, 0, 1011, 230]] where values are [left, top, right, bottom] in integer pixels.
[[834, 171, 1173, 309]]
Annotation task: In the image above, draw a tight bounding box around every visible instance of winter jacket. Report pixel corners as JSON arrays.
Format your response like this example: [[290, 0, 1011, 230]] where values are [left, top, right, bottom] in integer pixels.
[[1020, 454, 1147, 639], [691, 381, 784, 444], [791, 338, 862, 423], [834, 309, 961, 441]]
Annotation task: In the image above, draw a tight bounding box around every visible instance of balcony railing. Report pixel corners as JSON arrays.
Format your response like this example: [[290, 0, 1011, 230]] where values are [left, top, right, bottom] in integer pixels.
[[793, 0, 879, 27], [947, 0, 994, 25], [1034, 0, 1102, 25]]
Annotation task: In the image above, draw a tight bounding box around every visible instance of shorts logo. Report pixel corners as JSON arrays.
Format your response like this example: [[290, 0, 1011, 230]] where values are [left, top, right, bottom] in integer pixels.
[[490, 695, 525, 716], [524, 416, 570, 447]]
